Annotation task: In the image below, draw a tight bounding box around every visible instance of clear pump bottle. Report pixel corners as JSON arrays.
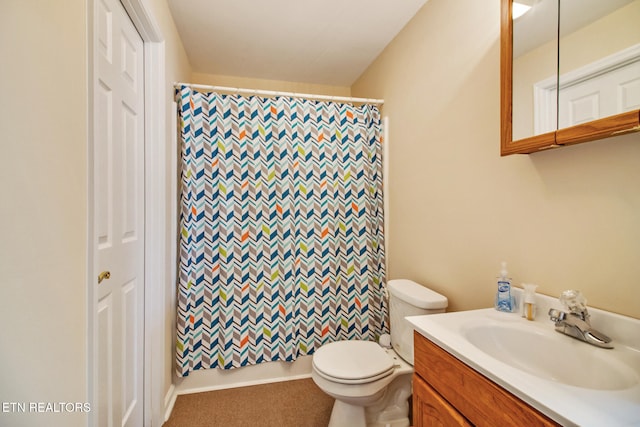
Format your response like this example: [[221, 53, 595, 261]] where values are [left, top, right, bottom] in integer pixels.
[[521, 283, 538, 320]]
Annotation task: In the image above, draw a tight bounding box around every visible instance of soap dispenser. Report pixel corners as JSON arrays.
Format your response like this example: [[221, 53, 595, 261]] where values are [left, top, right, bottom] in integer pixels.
[[494, 261, 515, 312], [521, 283, 538, 321]]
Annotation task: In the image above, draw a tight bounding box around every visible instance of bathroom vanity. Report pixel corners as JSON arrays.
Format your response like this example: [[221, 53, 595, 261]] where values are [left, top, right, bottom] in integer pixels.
[[412, 331, 558, 426], [408, 302, 640, 427]]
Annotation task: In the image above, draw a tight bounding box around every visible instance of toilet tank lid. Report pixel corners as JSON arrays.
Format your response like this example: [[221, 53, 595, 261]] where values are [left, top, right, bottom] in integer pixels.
[[387, 279, 448, 310]]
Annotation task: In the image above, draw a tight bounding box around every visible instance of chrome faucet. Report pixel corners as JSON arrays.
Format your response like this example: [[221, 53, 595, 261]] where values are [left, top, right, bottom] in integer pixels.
[[548, 290, 613, 349]]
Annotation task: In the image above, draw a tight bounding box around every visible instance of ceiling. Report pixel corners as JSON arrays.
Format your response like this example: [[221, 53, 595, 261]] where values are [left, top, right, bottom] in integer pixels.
[[166, 0, 428, 87], [514, 0, 634, 58]]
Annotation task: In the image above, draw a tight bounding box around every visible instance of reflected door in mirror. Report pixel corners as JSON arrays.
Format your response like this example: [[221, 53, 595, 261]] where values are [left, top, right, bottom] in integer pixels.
[[558, 0, 640, 130]]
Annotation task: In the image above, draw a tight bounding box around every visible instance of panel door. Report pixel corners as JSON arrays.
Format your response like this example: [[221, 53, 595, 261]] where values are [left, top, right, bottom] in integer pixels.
[[93, 0, 145, 425]]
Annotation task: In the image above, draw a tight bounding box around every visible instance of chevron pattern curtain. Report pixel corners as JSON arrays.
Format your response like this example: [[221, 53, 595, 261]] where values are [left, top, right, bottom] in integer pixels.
[[176, 86, 387, 375]]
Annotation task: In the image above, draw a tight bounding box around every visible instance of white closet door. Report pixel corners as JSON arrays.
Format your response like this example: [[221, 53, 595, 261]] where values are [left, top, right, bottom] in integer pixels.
[[93, 0, 145, 425]]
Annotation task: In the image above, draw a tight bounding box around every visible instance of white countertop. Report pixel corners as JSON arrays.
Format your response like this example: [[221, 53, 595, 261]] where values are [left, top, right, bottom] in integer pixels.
[[406, 293, 640, 427]]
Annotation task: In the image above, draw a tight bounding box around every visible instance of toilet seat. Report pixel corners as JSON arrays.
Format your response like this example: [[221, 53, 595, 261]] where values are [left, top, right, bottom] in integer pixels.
[[312, 340, 395, 384]]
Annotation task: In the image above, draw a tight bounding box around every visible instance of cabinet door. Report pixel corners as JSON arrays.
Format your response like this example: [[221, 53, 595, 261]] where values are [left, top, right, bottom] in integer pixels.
[[413, 374, 472, 427], [413, 331, 560, 427]]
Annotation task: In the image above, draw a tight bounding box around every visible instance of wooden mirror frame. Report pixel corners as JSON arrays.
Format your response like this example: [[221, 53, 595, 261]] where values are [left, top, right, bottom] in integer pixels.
[[500, 0, 640, 156]]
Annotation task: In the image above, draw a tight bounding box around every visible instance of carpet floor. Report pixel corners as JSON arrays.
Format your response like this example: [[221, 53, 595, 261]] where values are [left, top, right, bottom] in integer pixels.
[[163, 378, 335, 427]]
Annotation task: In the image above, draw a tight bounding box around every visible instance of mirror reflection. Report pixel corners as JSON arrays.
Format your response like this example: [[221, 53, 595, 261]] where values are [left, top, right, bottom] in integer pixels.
[[558, 0, 640, 130], [512, 0, 558, 141], [511, 0, 640, 141]]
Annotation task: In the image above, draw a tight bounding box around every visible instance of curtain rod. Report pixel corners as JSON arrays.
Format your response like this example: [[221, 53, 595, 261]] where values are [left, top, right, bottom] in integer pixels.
[[174, 82, 384, 105]]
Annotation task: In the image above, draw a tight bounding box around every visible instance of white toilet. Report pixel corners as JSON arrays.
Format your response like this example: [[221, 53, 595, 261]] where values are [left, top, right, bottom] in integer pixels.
[[312, 279, 448, 427]]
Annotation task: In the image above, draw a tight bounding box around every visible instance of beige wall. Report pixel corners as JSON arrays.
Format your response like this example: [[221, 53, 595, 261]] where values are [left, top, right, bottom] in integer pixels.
[[191, 72, 352, 97], [352, 0, 640, 318], [0, 1, 89, 426], [0, 1, 190, 426]]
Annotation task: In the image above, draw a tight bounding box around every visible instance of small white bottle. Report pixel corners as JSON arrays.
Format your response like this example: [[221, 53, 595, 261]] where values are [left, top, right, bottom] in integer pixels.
[[521, 283, 538, 321], [495, 261, 514, 312]]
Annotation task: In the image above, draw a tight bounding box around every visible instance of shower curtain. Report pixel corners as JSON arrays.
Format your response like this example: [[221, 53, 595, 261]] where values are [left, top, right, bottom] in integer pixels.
[[176, 85, 386, 375]]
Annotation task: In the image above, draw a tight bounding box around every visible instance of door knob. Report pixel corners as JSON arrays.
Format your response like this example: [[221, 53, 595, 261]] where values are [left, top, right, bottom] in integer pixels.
[[98, 271, 111, 284]]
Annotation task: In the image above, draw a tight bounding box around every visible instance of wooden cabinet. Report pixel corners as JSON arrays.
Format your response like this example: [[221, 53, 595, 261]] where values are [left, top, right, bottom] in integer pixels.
[[413, 374, 472, 427], [412, 331, 560, 427]]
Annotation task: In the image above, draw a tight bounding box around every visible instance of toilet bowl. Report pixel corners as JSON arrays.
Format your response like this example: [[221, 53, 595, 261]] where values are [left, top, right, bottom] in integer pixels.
[[311, 279, 448, 427]]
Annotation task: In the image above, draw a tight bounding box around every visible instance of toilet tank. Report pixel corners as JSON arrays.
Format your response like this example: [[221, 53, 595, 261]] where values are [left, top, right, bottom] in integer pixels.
[[388, 279, 448, 365]]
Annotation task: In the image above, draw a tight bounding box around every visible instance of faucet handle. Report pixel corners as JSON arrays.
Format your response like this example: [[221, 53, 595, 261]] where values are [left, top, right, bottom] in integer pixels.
[[548, 308, 566, 322], [559, 290, 589, 319]]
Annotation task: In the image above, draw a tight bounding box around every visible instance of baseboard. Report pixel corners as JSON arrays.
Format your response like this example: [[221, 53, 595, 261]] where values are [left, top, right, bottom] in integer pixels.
[[174, 355, 313, 396], [163, 384, 177, 422], [176, 372, 313, 395]]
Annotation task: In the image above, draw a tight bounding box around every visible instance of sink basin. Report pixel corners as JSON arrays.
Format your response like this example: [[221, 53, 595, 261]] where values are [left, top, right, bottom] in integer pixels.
[[407, 302, 640, 426], [463, 323, 639, 390]]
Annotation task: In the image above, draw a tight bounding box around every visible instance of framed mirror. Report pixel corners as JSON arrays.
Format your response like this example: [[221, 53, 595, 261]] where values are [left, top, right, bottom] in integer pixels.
[[500, 0, 640, 156]]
